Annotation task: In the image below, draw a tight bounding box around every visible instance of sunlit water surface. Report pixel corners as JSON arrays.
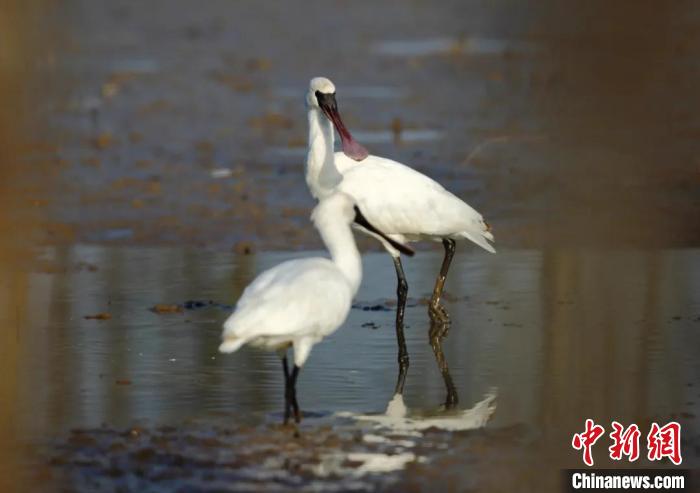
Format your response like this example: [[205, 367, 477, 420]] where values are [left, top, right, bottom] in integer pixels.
[[18, 245, 700, 490]]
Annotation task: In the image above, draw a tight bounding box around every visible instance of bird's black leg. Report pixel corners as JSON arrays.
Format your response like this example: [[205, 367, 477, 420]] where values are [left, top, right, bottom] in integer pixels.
[[392, 256, 410, 396], [282, 356, 292, 424], [428, 238, 456, 330], [289, 365, 301, 423]]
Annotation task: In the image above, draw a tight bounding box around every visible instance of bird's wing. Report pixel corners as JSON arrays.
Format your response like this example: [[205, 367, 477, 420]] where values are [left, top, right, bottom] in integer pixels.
[[335, 154, 494, 251], [223, 258, 352, 341]]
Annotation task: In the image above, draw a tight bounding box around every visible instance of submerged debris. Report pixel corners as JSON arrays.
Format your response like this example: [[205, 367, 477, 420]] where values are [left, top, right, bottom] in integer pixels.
[[148, 300, 234, 313], [233, 241, 255, 255], [149, 304, 183, 314], [352, 302, 391, 312], [83, 312, 112, 320], [181, 300, 215, 309], [90, 133, 114, 150]]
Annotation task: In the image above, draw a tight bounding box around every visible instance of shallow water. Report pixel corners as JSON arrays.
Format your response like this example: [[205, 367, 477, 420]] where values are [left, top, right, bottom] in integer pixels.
[[19, 245, 700, 490]]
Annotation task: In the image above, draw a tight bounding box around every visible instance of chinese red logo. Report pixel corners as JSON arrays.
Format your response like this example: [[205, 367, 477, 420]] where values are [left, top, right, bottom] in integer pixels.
[[572, 420, 682, 466], [609, 421, 641, 462], [647, 421, 682, 465], [572, 419, 605, 466]]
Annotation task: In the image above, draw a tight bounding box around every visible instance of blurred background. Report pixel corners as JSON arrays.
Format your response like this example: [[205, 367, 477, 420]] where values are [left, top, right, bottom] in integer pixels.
[[1, 0, 699, 491], [6, 0, 699, 251]]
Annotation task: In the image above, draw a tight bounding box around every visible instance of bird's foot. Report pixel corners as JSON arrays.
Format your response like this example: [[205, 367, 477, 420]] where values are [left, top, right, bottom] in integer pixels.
[[429, 317, 451, 342], [279, 420, 301, 438], [428, 302, 450, 328], [444, 389, 459, 410]]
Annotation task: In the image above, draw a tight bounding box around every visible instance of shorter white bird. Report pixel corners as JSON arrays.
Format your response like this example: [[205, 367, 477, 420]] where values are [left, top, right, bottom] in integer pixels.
[[219, 192, 414, 423]]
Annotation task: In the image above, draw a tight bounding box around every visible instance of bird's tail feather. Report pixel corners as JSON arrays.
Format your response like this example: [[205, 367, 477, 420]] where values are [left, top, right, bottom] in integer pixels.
[[219, 336, 246, 354], [462, 231, 496, 254]]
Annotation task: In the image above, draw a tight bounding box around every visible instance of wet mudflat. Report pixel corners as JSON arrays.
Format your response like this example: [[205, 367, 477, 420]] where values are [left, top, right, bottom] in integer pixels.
[[34, 0, 700, 251], [17, 245, 700, 491]]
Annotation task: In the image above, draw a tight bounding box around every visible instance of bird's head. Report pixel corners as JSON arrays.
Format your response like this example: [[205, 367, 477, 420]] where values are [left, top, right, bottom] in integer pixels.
[[306, 77, 336, 108], [306, 77, 369, 161]]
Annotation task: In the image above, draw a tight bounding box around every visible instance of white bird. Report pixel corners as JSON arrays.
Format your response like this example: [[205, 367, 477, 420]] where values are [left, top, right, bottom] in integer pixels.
[[304, 77, 495, 407], [219, 192, 413, 423]]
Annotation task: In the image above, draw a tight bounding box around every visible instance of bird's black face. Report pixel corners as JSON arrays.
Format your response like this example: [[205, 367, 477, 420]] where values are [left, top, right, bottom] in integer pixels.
[[353, 206, 414, 256], [315, 91, 337, 114], [315, 91, 369, 162], [315, 91, 344, 134]]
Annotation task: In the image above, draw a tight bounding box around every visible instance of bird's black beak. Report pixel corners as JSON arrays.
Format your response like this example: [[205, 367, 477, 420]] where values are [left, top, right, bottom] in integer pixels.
[[315, 91, 369, 161], [353, 206, 414, 256]]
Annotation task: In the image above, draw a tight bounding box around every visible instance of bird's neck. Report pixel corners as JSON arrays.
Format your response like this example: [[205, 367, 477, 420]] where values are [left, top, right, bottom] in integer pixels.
[[306, 108, 342, 199], [318, 220, 362, 296]]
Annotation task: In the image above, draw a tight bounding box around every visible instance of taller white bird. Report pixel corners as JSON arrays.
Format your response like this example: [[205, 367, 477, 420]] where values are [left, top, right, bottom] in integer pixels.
[[219, 192, 413, 423], [305, 77, 495, 407]]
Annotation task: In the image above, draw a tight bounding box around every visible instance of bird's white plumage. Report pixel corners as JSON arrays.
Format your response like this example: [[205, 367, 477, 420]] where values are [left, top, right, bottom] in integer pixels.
[[224, 260, 352, 338], [219, 193, 360, 368], [305, 78, 495, 256], [334, 152, 495, 252]]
